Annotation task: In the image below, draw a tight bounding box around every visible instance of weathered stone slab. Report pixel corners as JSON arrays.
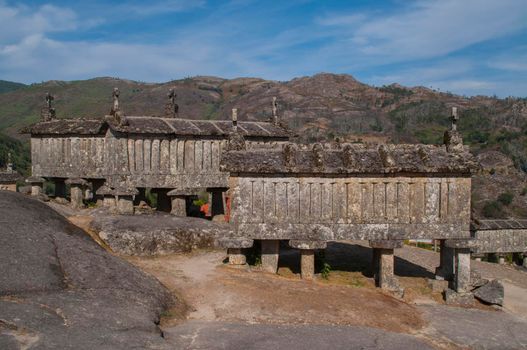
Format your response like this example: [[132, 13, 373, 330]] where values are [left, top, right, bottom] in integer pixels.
[[474, 280, 504, 306]]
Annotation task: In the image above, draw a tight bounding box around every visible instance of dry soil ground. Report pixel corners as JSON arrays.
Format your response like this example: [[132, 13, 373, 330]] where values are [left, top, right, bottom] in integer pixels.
[[123, 242, 527, 349], [64, 206, 527, 349]]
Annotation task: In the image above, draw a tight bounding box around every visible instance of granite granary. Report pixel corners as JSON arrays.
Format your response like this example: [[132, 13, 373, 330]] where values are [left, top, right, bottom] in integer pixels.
[[23, 90, 290, 216], [221, 108, 479, 298], [0, 153, 21, 192]]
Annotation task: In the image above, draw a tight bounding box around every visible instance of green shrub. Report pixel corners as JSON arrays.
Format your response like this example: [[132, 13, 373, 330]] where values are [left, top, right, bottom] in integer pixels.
[[482, 201, 505, 218], [497, 192, 514, 205], [321, 262, 331, 280]]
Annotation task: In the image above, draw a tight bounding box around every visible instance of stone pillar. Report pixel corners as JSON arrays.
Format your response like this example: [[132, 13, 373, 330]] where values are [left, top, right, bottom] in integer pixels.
[[26, 177, 45, 196], [65, 178, 88, 209], [289, 240, 327, 280], [261, 240, 280, 273], [170, 196, 187, 216], [455, 248, 471, 293], [369, 240, 403, 296], [70, 184, 85, 209], [523, 254, 527, 268], [228, 248, 246, 265], [378, 249, 395, 289], [435, 240, 454, 280], [31, 184, 43, 196], [498, 256, 505, 265], [475, 257, 481, 262], [54, 179, 66, 199], [117, 195, 134, 215], [103, 196, 116, 209], [300, 249, 315, 280]]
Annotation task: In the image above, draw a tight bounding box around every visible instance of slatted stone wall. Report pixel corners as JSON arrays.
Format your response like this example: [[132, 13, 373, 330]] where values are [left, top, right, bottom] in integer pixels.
[[228, 176, 472, 241]]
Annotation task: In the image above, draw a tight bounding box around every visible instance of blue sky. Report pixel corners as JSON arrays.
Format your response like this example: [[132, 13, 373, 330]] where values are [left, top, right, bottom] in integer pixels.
[[0, 0, 526, 97]]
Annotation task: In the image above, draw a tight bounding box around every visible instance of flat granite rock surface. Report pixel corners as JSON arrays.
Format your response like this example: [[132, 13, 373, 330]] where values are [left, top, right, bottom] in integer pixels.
[[0, 191, 175, 350], [91, 211, 233, 255]]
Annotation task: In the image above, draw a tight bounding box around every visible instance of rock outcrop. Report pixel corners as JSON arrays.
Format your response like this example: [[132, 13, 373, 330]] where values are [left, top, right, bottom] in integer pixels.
[[0, 191, 176, 349]]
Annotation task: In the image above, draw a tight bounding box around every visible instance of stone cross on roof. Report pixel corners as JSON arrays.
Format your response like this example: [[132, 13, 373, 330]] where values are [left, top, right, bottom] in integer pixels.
[[112, 88, 120, 112], [45, 92, 54, 109], [6, 152, 13, 173], [41, 92, 56, 121], [451, 107, 458, 131], [272, 96, 279, 125], [165, 88, 179, 118], [231, 108, 238, 132]]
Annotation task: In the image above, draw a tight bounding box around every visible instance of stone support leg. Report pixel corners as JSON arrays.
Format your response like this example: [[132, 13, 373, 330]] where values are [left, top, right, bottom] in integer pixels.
[[377, 248, 399, 291], [300, 249, 315, 280], [70, 184, 85, 209], [117, 196, 134, 215], [455, 248, 471, 293], [170, 196, 187, 216], [31, 184, 43, 196], [103, 196, 116, 208], [435, 240, 454, 281], [261, 240, 280, 274], [523, 254, 527, 268], [498, 256, 505, 265], [228, 248, 246, 265]]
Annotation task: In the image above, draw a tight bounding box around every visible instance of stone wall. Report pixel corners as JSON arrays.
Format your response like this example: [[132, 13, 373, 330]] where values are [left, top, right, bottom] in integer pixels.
[[473, 229, 527, 253], [31, 132, 286, 189], [228, 175, 471, 240]]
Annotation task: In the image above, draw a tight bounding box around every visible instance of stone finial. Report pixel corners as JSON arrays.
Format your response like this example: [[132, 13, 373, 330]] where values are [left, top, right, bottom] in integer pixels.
[[46, 92, 54, 110], [231, 108, 238, 132], [41, 92, 56, 121], [165, 88, 179, 118], [341, 144, 355, 168], [6, 152, 13, 173], [112, 88, 120, 112], [451, 107, 458, 131], [283, 143, 297, 167], [312, 143, 324, 168], [272, 96, 279, 125], [444, 106, 464, 152], [378, 144, 396, 167], [110, 88, 125, 124]]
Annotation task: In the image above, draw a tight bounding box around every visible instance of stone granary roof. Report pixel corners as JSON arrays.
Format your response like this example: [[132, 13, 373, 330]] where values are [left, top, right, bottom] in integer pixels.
[[22, 118, 108, 135], [471, 219, 527, 231], [23, 116, 290, 138], [221, 143, 479, 175], [0, 170, 21, 183]]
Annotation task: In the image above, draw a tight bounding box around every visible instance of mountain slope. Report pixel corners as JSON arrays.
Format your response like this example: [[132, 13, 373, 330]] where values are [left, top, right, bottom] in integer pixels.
[[0, 79, 26, 94], [1, 74, 527, 218]]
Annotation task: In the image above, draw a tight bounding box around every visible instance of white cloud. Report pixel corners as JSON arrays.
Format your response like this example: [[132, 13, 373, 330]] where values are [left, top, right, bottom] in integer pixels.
[[0, 1, 526, 97], [0, 2, 78, 44], [320, 0, 527, 61]]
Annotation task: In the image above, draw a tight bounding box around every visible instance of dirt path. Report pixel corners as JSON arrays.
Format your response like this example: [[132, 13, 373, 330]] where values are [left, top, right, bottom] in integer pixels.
[[126, 250, 425, 334]]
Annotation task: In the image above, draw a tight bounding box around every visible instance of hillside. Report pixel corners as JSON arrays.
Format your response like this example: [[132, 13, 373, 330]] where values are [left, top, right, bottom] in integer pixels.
[[0, 79, 26, 94], [0, 73, 526, 218]]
